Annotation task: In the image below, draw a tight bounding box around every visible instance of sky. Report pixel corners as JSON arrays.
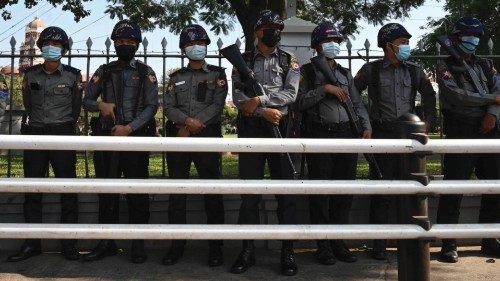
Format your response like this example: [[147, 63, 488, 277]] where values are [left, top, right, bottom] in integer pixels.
[[0, 0, 449, 94]]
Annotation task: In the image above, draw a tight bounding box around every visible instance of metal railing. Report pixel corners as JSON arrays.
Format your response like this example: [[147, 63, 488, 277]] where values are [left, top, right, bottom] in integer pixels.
[[1, 35, 499, 177]]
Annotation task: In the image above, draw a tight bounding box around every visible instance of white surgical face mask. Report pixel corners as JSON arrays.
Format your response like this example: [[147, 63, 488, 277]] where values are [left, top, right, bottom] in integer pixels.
[[184, 44, 207, 61], [321, 41, 341, 58]]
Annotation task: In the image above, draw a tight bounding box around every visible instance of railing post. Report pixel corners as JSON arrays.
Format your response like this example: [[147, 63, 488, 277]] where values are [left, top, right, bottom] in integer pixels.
[[395, 113, 430, 281]]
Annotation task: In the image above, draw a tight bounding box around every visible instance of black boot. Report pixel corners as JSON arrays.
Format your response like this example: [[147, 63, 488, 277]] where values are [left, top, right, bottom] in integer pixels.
[[331, 240, 357, 263], [131, 240, 147, 264], [439, 239, 458, 263], [280, 241, 298, 276], [61, 241, 80, 261], [6, 240, 41, 262], [370, 239, 387, 260], [82, 240, 118, 262], [162, 241, 184, 265], [208, 242, 224, 267], [230, 241, 255, 274], [481, 238, 500, 257], [315, 240, 336, 265]]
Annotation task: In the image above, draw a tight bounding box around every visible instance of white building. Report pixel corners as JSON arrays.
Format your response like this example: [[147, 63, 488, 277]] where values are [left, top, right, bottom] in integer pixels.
[[19, 17, 45, 71]]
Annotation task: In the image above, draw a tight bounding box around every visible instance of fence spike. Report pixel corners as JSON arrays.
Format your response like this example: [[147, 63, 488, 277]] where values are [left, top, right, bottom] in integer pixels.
[[235, 38, 241, 48], [29, 37, 36, 48], [364, 39, 370, 50], [142, 37, 149, 49], [435, 42, 441, 55], [68, 37, 73, 50], [105, 38, 111, 50], [161, 37, 167, 50], [86, 37, 93, 49], [10, 37, 16, 49], [488, 38, 493, 55], [217, 38, 223, 49], [346, 39, 352, 51]]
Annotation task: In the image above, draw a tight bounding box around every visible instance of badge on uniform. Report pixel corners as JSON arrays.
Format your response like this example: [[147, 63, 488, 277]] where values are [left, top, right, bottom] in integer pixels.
[[175, 81, 185, 86], [148, 74, 157, 84], [290, 56, 300, 74], [217, 78, 226, 87], [438, 64, 453, 80]]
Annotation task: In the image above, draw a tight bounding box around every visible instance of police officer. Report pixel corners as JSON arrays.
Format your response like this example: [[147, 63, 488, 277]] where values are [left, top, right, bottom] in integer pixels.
[[230, 10, 300, 276], [298, 22, 371, 265], [162, 24, 227, 267], [82, 19, 159, 264], [6, 27, 82, 262], [436, 16, 500, 263], [353, 23, 436, 260], [0, 73, 8, 117]]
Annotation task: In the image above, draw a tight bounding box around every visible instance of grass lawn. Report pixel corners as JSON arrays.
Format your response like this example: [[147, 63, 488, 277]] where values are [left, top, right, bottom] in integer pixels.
[[0, 152, 442, 179]]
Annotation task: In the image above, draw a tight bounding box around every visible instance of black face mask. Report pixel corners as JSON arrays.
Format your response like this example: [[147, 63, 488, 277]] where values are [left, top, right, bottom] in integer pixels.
[[115, 45, 137, 61], [261, 29, 281, 47]]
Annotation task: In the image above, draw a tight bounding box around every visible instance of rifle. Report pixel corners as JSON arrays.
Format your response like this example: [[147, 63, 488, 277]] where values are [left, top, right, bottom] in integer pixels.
[[220, 44, 299, 179], [310, 55, 383, 179], [436, 35, 487, 96], [107, 68, 124, 178]]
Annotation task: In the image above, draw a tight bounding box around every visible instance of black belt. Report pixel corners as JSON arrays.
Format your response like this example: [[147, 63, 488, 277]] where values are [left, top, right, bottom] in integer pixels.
[[311, 121, 351, 133], [29, 121, 74, 129], [442, 109, 483, 126]]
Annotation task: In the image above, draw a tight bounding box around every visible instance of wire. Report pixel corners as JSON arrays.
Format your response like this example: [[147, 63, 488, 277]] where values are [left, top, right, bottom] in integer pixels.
[[0, 6, 54, 44], [69, 14, 107, 36], [0, 2, 49, 35]]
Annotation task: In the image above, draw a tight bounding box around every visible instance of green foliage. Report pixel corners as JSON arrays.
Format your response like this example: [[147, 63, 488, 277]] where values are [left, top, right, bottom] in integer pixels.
[[3, 75, 23, 108], [221, 104, 237, 135]]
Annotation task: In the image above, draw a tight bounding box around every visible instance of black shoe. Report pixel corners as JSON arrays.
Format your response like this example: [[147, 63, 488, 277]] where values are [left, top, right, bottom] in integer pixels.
[[331, 240, 357, 263], [131, 240, 147, 264], [370, 240, 387, 260], [83, 240, 118, 262], [162, 245, 184, 265], [439, 240, 458, 263], [230, 248, 255, 274], [315, 241, 336, 265], [208, 245, 224, 267], [280, 242, 298, 276], [481, 239, 500, 257], [6, 241, 41, 262], [61, 244, 80, 261]]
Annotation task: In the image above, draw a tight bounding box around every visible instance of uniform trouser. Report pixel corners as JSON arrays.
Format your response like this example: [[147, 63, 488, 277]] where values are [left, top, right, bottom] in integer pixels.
[[437, 119, 500, 246], [23, 123, 78, 247], [368, 129, 405, 249], [237, 116, 298, 226], [166, 124, 225, 247], [306, 129, 357, 226], [93, 149, 150, 225]]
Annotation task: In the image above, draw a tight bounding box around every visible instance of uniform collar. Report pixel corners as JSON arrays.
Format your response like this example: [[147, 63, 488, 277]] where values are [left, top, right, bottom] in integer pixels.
[[382, 57, 409, 69], [187, 61, 210, 73], [41, 62, 64, 75], [254, 46, 279, 58]]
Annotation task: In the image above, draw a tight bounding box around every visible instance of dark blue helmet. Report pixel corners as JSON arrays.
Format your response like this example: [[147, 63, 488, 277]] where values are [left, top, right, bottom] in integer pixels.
[[254, 10, 284, 31], [111, 19, 142, 43], [311, 22, 343, 48], [452, 16, 484, 37], [36, 26, 69, 50], [377, 23, 412, 48], [178, 24, 211, 49]]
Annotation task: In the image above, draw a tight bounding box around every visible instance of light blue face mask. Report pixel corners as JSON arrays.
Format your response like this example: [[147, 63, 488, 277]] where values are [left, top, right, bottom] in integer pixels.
[[42, 45, 62, 62], [321, 41, 341, 59], [459, 36, 480, 54], [394, 44, 411, 62], [185, 45, 207, 61]]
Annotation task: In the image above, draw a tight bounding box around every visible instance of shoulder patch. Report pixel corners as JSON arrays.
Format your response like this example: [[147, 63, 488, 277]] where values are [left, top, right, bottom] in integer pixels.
[[63, 65, 81, 75], [438, 63, 453, 80], [23, 64, 42, 74], [289, 55, 300, 74]]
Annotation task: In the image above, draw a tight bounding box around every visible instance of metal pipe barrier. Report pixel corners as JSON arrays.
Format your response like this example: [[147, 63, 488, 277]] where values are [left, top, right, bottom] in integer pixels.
[[1, 135, 500, 153], [0, 178, 499, 195], [0, 224, 498, 240]]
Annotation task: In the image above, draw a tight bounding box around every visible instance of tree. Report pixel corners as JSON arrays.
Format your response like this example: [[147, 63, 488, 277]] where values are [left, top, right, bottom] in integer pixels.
[[2, 0, 427, 51], [413, 0, 499, 70]]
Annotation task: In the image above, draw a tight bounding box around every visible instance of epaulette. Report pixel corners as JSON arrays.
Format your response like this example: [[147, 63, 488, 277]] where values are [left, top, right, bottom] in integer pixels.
[[207, 64, 225, 74], [169, 67, 188, 78], [63, 64, 81, 75], [365, 59, 384, 66], [23, 64, 42, 74]]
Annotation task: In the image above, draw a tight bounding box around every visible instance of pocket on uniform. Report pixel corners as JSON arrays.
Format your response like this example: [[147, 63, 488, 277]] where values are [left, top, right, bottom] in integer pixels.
[[175, 84, 189, 103], [402, 76, 413, 101], [271, 66, 284, 85]]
